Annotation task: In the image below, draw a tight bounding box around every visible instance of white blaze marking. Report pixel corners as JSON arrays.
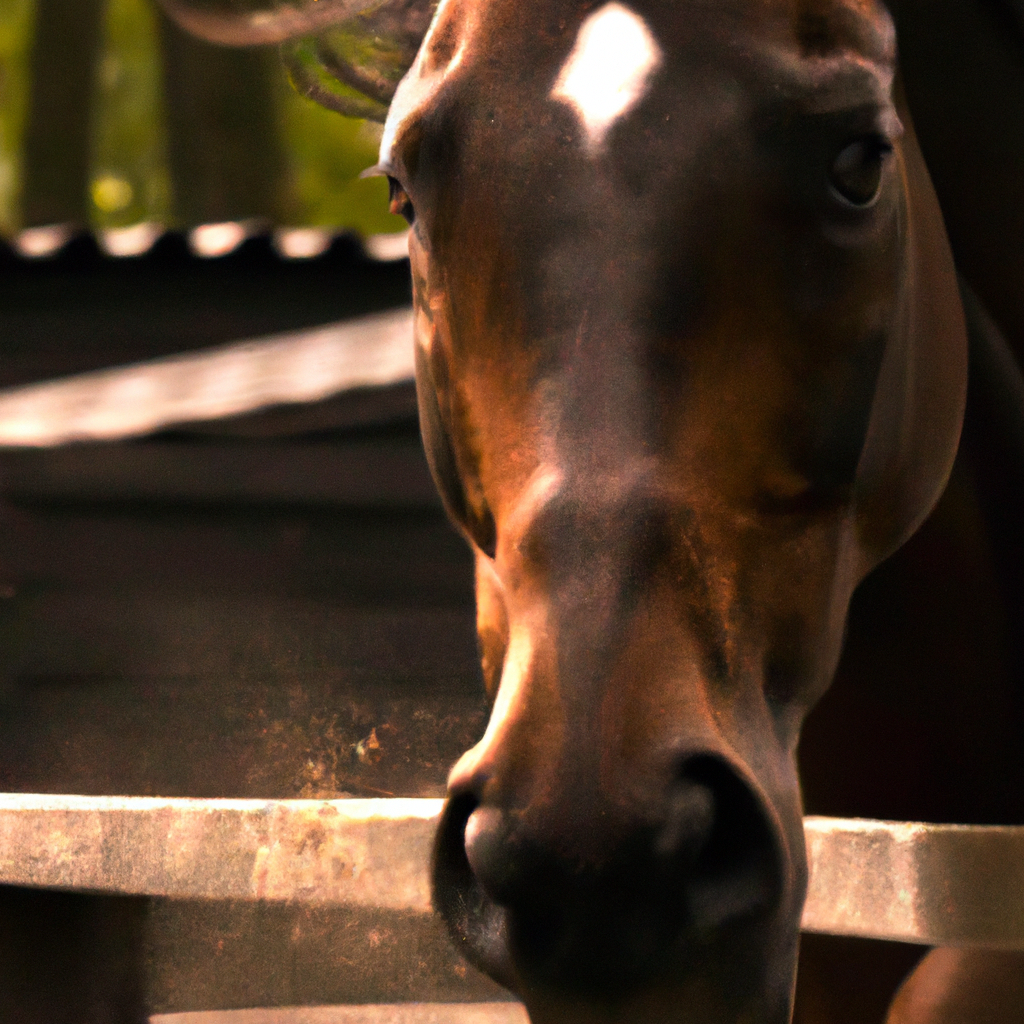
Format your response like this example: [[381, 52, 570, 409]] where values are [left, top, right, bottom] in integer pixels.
[[551, 2, 663, 150]]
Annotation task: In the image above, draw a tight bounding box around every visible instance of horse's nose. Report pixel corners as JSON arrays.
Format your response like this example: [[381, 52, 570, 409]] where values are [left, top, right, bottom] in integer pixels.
[[433, 753, 782, 995]]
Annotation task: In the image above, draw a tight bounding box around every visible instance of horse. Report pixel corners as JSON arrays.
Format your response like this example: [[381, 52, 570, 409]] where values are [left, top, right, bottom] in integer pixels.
[[160, 1, 1024, 1021]]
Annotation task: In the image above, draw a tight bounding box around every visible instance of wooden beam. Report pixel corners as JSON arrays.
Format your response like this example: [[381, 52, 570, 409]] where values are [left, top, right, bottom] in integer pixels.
[[0, 308, 415, 447], [0, 796, 1022, 948]]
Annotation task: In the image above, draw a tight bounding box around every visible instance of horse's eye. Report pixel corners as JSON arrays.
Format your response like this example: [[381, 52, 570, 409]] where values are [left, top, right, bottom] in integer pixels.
[[829, 136, 892, 207], [387, 176, 416, 225]]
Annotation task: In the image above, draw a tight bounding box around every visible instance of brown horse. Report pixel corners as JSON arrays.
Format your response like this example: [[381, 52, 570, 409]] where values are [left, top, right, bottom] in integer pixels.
[[161, 1, 1024, 1021]]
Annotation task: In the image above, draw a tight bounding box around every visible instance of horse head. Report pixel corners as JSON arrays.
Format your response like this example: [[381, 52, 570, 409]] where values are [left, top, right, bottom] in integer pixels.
[[390, 4, 966, 1020], [160, 1, 971, 1020]]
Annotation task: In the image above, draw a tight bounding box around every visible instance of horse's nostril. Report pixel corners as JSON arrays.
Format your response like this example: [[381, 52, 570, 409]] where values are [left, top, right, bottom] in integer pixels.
[[432, 793, 517, 990], [433, 792, 478, 916], [433, 757, 782, 996], [677, 755, 781, 928]]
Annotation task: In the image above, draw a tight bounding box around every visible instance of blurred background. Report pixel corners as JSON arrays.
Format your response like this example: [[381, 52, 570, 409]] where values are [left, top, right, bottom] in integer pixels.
[[0, 0, 409, 250], [0, 3, 508, 1020]]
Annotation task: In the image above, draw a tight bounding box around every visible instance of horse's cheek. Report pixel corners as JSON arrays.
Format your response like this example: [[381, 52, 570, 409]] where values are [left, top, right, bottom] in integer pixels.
[[852, 101, 967, 573]]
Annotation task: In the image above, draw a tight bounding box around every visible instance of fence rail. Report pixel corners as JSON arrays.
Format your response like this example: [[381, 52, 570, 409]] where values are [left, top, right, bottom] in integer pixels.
[[0, 794, 1021, 950]]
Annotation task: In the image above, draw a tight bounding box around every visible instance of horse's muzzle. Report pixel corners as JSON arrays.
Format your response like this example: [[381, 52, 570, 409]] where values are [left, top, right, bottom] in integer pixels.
[[432, 753, 784, 998]]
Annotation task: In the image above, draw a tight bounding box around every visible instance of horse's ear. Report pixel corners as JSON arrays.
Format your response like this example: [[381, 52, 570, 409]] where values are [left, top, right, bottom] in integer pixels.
[[891, 0, 1024, 357], [157, 0, 436, 122]]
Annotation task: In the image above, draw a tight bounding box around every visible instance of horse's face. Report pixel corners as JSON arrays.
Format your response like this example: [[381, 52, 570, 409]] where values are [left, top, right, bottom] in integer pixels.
[[381, 0, 966, 1020]]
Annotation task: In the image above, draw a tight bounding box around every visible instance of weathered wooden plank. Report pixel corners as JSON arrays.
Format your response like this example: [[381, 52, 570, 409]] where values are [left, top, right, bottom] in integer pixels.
[[144, 900, 508, 1010], [1, 798, 1024, 948], [803, 815, 1024, 948], [0, 795, 440, 910], [0, 307, 414, 447]]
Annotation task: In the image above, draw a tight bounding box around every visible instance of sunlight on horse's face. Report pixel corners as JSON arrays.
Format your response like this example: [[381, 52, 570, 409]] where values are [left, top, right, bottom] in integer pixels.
[[380, 0, 966, 1020]]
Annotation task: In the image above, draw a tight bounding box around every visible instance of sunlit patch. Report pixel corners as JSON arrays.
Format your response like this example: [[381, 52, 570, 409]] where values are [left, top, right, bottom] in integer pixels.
[[0, 308, 415, 446], [449, 629, 535, 787], [188, 221, 249, 258], [14, 224, 73, 259], [91, 174, 134, 214], [364, 230, 411, 262], [100, 222, 163, 258], [551, 2, 663, 151], [272, 227, 333, 260]]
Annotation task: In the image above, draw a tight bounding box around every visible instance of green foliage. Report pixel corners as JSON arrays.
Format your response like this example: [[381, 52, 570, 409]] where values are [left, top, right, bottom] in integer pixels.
[[90, 0, 171, 228], [0, 0, 406, 237], [0, 0, 33, 234]]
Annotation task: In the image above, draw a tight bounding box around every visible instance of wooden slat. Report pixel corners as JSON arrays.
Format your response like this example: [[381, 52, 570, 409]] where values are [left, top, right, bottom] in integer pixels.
[[803, 815, 1024, 948], [0, 795, 440, 910], [0, 308, 414, 447], [1, 797, 1024, 948]]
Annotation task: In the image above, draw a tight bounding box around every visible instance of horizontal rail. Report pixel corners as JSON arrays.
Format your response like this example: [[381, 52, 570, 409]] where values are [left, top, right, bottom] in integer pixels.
[[1, 796, 1023, 948], [0, 795, 440, 911], [802, 815, 1024, 948], [0, 307, 415, 447]]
